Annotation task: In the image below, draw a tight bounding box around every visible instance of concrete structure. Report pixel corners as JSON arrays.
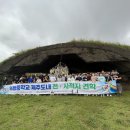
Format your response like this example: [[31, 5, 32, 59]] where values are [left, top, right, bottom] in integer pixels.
[[0, 41, 130, 79]]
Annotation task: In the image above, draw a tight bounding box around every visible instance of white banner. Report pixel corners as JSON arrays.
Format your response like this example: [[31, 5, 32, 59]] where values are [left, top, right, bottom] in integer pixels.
[[0, 81, 117, 95]]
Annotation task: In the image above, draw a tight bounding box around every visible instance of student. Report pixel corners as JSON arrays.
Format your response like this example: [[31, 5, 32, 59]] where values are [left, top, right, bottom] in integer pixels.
[[57, 75, 62, 82], [27, 76, 33, 83], [36, 77, 42, 83], [114, 75, 122, 96], [43, 75, 49, 82], [49, 74, 56, 82], [97, 73, 106, 82], [82, 74, 87, 81], [75, 74, 82, 81], [91, 73, 97, 82], [3, 77, 8, 85]]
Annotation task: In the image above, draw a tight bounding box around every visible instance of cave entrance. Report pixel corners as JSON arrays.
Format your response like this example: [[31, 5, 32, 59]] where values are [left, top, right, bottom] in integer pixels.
[[9, 54, 124, 74], [40, 54, 119, 73], [17, 54, 123, 73]]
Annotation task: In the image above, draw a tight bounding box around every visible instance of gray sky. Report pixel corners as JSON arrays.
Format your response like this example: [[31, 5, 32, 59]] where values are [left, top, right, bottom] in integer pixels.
[[0, 0, 130, 62]]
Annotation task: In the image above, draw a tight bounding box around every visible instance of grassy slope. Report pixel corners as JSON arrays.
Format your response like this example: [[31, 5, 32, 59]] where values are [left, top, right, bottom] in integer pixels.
[[0, 92, 130, 130], [1, 40, 130, 65]]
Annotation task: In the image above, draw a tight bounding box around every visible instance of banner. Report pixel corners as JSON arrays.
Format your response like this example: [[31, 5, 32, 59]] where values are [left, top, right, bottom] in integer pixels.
[[0, 81, 117, 95]]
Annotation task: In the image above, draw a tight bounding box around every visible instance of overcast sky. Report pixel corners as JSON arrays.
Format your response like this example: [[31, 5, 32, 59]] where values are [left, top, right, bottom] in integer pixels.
[[0, 0, 130, 62]]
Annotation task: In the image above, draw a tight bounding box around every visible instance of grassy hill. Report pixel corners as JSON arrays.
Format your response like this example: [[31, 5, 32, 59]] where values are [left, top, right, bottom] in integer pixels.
[[0, 92, 130, 130], [1, 39, 130, 65]]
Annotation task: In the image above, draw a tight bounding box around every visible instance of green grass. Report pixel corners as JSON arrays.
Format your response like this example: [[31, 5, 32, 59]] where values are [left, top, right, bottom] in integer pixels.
[[70, 39, 130, 49], [0, 92, 130, 130]]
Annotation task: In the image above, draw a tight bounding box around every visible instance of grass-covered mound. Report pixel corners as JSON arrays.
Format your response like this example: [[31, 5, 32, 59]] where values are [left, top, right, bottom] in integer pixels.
[[1, 39, 130, 75], [1, 39, 130, 65], [0, 92, 130, 130]]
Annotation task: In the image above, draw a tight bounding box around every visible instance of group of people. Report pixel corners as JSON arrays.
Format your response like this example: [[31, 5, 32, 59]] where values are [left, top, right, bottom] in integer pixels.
[[2, 62, 121, 85], [3, 70, 121, 84], [2, 69, 122, 96]]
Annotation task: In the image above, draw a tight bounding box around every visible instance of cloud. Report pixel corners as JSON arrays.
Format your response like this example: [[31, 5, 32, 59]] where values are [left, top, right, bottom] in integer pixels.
[[0, 42, 15, 61], [0, 0, 130, 62]]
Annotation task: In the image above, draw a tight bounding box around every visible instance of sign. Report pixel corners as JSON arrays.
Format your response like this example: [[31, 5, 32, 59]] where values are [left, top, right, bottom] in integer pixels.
[[0, 81, 117, 95]]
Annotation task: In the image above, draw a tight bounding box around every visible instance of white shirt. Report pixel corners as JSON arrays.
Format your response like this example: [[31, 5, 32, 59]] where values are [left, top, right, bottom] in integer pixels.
[[50, 76, 56, 82], [36, 78, 42, 83], [68, 77, 75, 82]]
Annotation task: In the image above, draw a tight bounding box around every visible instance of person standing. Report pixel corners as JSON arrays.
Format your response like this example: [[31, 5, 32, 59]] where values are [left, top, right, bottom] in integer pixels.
[[97, 73, 106, 82], [3, 77, 8, 85], [27, 76, 33, 83], [114, 75, 122, 96], [49, 74, 56, 82], [91, 73, 97, 82], [36, 76, 42, 83]]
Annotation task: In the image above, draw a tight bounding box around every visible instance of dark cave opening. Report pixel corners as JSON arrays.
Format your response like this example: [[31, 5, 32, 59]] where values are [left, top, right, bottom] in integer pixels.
[[9, 54, 123, 74]]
